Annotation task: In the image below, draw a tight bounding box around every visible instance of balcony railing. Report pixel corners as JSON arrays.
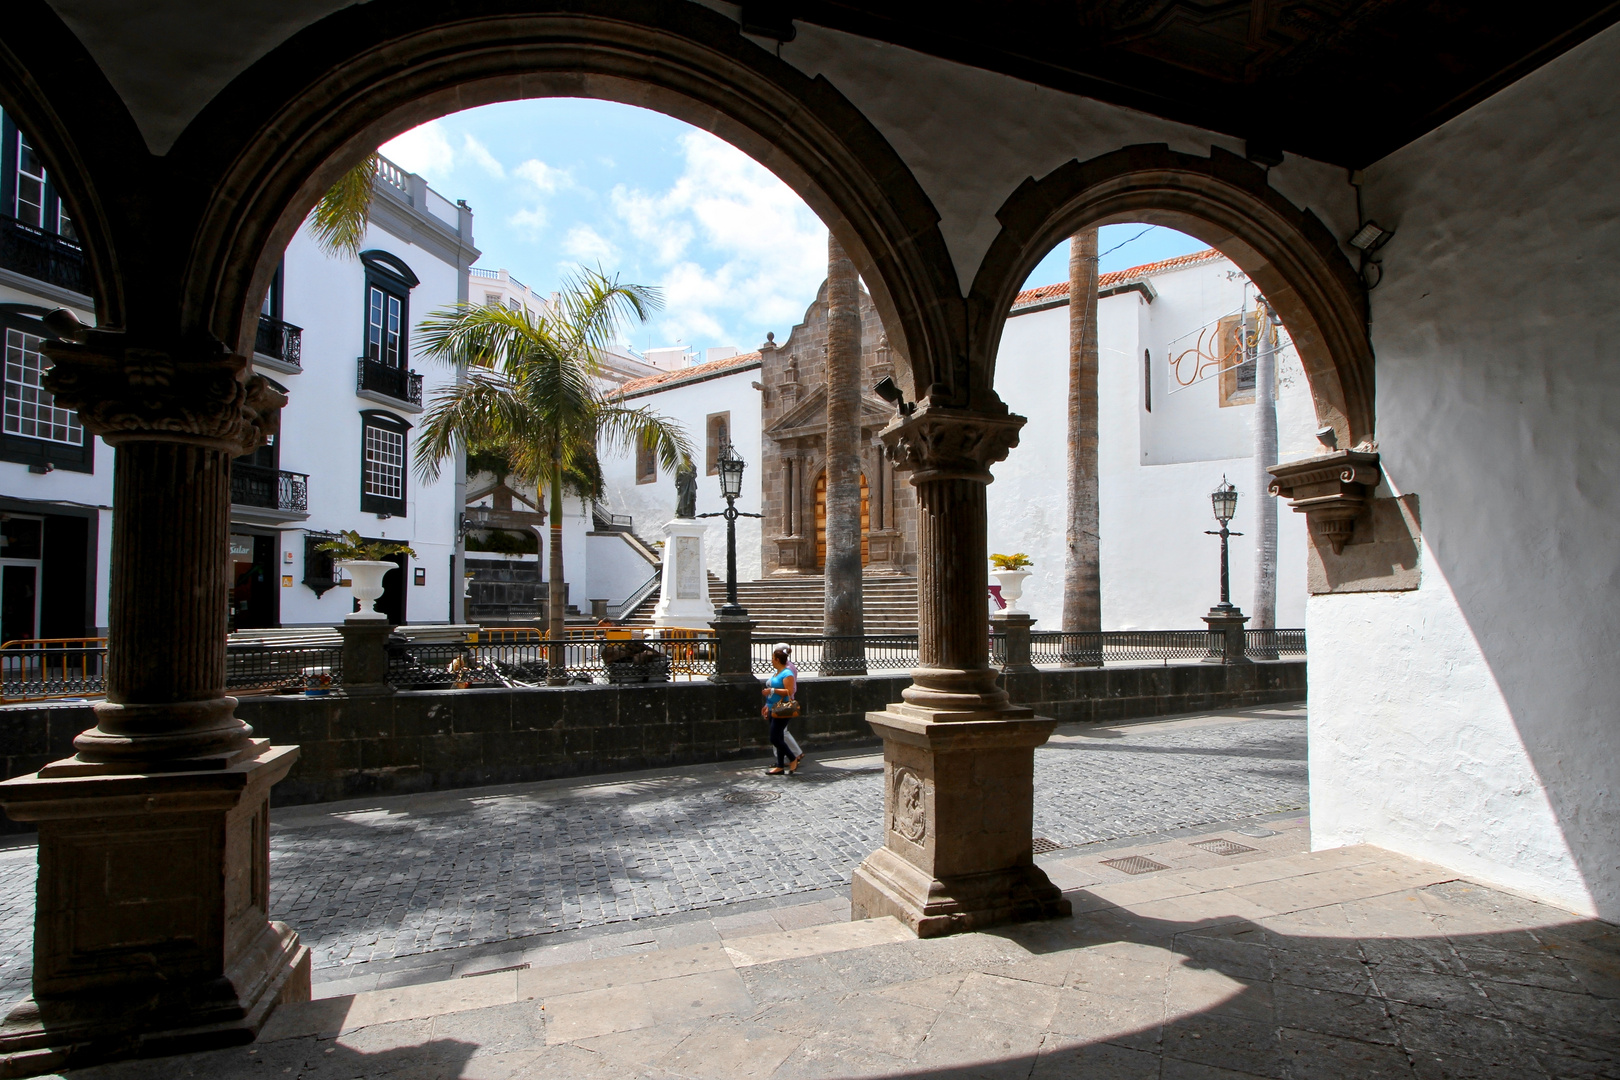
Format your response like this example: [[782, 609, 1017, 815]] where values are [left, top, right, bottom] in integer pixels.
[[231, 463, 309, 513], [0, 215, 88, 295], [356, 356, 423, 406], [254, 315, 303, 368]]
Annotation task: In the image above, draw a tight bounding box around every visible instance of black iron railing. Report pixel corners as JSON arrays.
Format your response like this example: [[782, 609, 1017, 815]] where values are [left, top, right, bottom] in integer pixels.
[[750, 634, 919, 675], [225, 644, 342, 693], [591, 502, 633, 531], [1244, 628, 1307, 660], [254, 315, 303, 367], [231, 463, 309, 514], [0, 215, 87, 295], [356, 357, 423, 405]]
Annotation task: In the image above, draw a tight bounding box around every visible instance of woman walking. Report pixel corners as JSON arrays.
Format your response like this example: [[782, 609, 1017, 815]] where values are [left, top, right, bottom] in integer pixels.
[[762, 643, 805, 775]]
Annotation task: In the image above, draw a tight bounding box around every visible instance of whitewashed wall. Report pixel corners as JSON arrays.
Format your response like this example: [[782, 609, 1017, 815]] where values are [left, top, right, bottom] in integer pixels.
[[988, 256, 1315, 631], [595, 364, 764, 607], [1311, 22, 1620, 919], [276, 217, 463, 626]]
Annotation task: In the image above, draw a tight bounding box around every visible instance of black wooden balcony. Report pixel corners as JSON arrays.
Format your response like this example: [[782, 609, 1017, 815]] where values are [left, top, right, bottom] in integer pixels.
[[231, 463, 308, 514], [0, 215, 88, 295], [356, 357, 423, 406], [254, 315, 302, 368]]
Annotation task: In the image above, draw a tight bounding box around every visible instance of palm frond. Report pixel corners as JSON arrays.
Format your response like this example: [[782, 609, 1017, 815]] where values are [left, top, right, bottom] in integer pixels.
[[310, 155, 378, 258]]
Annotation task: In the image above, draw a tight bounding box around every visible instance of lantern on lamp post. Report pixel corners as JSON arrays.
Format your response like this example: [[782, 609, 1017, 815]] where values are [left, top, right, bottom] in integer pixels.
[[1205, 476, 1243, 611], [699, 444, 761, 617]]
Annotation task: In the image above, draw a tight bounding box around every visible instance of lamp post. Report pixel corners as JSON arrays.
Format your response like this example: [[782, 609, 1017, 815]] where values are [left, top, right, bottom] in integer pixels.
[[1206, 476, 1242, 611], [1202, 476, 1251, 663], [699, 444, 761, 617]]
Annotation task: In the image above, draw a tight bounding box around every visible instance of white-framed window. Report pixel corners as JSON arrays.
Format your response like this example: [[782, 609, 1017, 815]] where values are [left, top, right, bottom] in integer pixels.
[[364, 424, 405, 500], [4, 328, 81, 445], [367, 284, 403, 366], [14, 130, 45, 229]]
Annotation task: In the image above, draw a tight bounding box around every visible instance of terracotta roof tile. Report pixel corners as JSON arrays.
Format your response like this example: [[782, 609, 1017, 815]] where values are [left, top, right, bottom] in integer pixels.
[[1012, 247, 1224, 309], [615, 351, 762, 397]]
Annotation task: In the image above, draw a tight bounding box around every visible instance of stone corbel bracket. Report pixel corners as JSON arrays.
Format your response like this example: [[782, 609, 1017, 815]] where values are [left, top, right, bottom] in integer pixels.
[[1267, 449, 1381, 553]]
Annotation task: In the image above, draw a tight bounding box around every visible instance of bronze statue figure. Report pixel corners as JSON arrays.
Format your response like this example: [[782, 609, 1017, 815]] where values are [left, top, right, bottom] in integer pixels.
[[675, 461, 698, 519]]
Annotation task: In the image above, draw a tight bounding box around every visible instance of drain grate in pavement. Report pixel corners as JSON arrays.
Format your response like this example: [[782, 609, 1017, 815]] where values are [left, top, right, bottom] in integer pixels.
[[723, 790, 783, 805], [461, 962, 530, 978], [1031, 837, 1062, 855], [1101, 855, 1170, 875], [1232, 824, 1281, 839], [1191, 838, 1258, 856]]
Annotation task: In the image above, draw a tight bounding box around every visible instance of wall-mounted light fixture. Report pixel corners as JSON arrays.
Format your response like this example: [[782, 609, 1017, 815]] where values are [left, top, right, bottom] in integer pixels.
[[872, 376, 915, 416], [1348, 221, 1393, 253]]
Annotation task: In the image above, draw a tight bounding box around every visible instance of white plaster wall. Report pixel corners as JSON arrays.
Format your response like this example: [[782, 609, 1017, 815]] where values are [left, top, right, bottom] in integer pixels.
[[585, 531, 658, 609], [988, 258, 1312, 631], [597, 367, 765, 584], [1309, 21, 1620, 918], [275, 218, 461, 626]]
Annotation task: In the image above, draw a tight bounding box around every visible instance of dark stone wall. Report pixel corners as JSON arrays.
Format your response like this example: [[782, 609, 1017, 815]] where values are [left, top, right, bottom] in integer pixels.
[[1, 661, 1303, 831]]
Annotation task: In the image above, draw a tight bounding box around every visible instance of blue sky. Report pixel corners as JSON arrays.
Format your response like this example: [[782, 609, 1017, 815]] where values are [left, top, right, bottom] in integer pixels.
[[380, 100, 1207, 357]]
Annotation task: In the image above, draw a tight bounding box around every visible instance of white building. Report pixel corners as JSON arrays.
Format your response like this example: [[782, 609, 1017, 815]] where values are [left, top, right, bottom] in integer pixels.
[[582, 246, 1316, 631], [989, 248, 1317, 630], [0, 129, 477, 635]]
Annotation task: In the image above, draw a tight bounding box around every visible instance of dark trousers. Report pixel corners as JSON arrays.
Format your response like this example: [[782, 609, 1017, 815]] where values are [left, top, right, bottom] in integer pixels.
[[769, 716, 797, 766]]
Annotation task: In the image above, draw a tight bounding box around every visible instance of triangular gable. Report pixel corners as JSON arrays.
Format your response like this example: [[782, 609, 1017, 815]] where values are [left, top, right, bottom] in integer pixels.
[[767, 385, 895, 440], [466, 479, 540, 512]]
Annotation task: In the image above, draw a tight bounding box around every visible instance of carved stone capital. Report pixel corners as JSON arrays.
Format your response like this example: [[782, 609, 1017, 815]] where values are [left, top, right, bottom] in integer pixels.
[[1268, 449, 1382, 553], [41, 331, 284, 454], [879, 403, 1026, 484]]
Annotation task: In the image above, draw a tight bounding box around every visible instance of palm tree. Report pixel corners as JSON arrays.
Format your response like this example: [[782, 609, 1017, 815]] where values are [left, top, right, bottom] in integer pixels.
[[309, 156, 379, 257], [823, 233, 865, 673], [1062, 229, 1102, 664], [415, 269, 693, 679]]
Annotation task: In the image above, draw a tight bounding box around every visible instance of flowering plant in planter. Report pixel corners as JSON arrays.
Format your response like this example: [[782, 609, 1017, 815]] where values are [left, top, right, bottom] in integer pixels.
[[989, 553, 1034, 614], [316, 531, 419, 621]]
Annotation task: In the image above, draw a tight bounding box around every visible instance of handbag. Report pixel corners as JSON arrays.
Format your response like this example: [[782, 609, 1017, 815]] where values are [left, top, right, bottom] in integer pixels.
[[770, 698, 800, 719]]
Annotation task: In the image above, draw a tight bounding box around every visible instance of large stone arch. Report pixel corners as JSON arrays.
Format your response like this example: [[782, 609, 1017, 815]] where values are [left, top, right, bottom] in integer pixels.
[[968, 145, 1375, 447], [160, 1, 962, 403]]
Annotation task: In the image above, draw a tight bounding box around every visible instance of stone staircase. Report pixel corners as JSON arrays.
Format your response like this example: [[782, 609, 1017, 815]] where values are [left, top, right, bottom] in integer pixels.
[[620, 574, 918, 635]]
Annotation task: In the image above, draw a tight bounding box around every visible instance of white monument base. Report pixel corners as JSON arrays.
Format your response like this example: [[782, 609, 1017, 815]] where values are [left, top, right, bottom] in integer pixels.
[[652, 518, 715, 628]]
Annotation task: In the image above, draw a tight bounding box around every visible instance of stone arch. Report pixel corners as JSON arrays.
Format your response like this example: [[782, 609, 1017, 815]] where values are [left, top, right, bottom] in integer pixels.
[[967, 145, 1375, 447], [162, 1, 960, 401]]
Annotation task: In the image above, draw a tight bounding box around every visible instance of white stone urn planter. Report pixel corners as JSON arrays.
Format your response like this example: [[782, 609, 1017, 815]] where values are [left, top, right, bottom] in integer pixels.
[[339, 560, 395, 621], [989, 569, 1032, 614]]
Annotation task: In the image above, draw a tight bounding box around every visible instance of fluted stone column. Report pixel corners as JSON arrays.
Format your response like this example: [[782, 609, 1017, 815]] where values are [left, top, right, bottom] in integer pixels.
[[0, 327, 309, 1073], [851, 403, 1070, 937]]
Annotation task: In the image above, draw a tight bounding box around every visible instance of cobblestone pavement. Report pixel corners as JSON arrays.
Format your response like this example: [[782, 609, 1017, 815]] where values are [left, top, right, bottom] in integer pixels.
[[0, 704, 1304, 1012]]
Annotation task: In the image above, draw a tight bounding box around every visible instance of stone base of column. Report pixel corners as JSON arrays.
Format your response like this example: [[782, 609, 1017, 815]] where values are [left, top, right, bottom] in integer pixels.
[[1202, 607, 1252, 664], [708, 614, 759, 685], [0, 742, 311, 1077], [851, 706, 1070, 938], [989, 611, 1038, 674], [340, 619, 397, 697]]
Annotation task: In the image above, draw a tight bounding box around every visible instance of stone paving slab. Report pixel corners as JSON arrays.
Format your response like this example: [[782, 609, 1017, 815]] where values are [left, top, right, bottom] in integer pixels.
[[0, 705, 1307, 1013], [46, 842, 1618, 1080]]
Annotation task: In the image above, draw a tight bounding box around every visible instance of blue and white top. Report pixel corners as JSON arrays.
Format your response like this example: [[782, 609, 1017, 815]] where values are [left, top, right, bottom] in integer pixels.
[[766, 666, 796, 709]]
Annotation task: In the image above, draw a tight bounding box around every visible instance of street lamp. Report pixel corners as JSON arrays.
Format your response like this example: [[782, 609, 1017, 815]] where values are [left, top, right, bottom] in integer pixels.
[[1205, 476, 1243, 611], [699, 444, 761, 617]]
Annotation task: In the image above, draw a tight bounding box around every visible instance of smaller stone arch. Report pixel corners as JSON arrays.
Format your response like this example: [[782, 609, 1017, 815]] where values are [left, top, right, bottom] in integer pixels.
[[968, 145, 1375, 448]]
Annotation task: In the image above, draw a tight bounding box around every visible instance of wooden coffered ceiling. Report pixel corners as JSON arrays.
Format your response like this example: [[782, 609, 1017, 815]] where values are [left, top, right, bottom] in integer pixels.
[[779, 0, 1620, 166]]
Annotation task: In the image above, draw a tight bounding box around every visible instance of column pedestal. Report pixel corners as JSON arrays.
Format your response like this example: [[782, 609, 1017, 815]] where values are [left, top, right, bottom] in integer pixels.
[[708, 614, 758, 685], [1202, 607, 1251, 664], [652, 519, 714, 628], [990, 611, 1037, 674], [852, 706, 1070, 937], [340, 619, 396, 696], [0, 742, 311, 1076]]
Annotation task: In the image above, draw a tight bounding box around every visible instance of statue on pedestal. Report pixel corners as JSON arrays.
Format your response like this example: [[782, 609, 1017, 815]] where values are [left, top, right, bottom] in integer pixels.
[[675, 461, 698, 519]]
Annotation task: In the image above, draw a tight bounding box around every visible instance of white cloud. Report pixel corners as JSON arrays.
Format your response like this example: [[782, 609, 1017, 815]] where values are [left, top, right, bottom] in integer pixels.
[[379, 121, 455, 179], [610, 131, 826, 349], [508, 206, 548, 238], [461, 134, 505, 179], [515, 158, 570, 193], [563, 225, 616, 264]]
